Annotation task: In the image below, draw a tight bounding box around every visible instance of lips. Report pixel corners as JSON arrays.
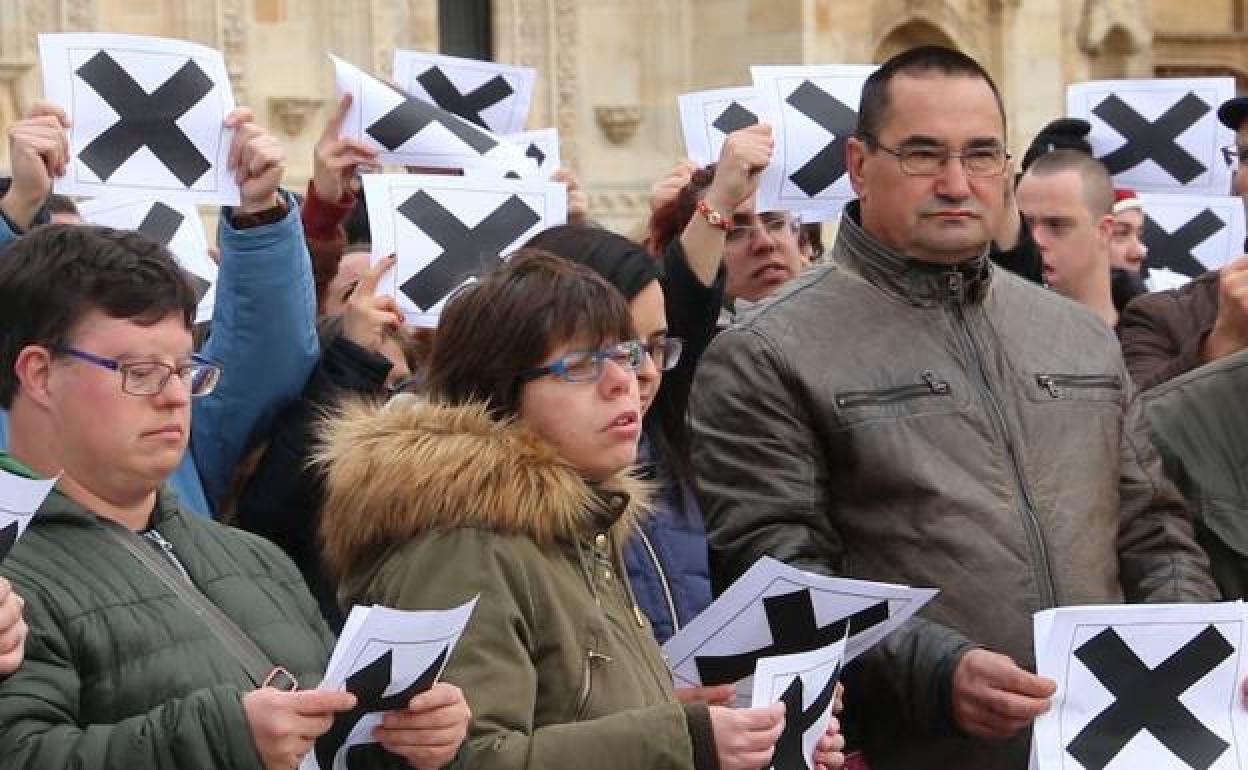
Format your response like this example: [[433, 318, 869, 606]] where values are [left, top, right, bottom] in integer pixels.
[[752, 261, 793, 282], [143, 424, 185, 440], [604, 410, 640, 436]]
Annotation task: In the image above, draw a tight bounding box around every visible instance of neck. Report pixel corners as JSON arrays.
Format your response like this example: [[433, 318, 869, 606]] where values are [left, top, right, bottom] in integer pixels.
[[1064, 268, 1117, 328], [8, 407, 156, 531]]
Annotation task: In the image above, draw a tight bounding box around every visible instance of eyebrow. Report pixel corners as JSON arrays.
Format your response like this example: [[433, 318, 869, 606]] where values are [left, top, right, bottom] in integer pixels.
[[896, 135, 1004, 150]]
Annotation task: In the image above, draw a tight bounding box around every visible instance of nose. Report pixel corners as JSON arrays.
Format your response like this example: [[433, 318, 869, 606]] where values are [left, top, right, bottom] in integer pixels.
[[935, 155, 972, 200], [751, 222, 778, 253], [156, 369, 193, 407], [599, 356, 637, 398]]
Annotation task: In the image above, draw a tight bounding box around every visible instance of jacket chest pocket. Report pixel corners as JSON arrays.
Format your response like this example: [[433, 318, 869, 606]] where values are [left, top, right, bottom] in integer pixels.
[[833, 370, 958, 427], [1028, 373, 1123, 405], [573, 635, 612, 722]]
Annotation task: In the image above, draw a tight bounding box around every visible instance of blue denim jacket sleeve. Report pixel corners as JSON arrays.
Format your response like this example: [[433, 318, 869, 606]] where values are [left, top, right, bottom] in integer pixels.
[[192, 190, 319, 512]]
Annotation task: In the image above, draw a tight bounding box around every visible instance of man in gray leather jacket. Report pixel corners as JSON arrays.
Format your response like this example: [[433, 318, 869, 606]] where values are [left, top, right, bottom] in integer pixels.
[[689, 46, 1218, 770]]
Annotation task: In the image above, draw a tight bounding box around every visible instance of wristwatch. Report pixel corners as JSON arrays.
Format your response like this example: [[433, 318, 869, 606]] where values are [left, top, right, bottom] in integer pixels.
[[696, 198, 732, 233]]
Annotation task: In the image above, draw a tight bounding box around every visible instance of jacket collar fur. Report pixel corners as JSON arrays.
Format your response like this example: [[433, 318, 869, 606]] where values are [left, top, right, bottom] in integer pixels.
[[316, 397, 650, 578]]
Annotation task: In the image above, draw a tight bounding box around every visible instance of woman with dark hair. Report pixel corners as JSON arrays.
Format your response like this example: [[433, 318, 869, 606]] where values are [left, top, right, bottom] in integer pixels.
[[525, 224, 714, 649], [316, 250, 844, 770]]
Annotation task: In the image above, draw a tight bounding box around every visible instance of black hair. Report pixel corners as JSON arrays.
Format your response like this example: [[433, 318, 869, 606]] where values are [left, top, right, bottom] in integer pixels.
[[857, 45, 1007, 142]]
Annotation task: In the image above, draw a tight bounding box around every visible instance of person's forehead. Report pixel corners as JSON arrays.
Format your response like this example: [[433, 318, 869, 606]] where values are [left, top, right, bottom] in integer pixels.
[[879, 72, 1004, 142], [69, 310, 193, 355], [1017, 170, 1087, 211]]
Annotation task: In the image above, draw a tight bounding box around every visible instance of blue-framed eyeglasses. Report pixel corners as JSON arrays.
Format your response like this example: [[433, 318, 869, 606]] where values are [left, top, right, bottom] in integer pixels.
[[518, 337, 684, 384], [54, 346, 222, 397]]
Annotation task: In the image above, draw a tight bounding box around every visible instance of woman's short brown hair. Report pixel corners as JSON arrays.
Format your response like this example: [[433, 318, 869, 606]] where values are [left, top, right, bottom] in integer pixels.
[[425, 248, 637, 418]]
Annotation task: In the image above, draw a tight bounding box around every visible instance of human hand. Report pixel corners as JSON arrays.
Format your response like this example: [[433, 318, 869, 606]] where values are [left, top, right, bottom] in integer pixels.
[[3, 101, 71, 230], [703, 124, 774, 216], [552, 168, 589, 226], [242, 687, 357, 770], [225, 108, 286, 214], [312, 93, 378, 205], [0, 578, 27, 676], [374, 682, 471, 770], [951, 649, 1055, 739], [813, 715, 846, 770], [709, 702, 786, 770], [341, 255, 403, 353], [1203, 255, 1248, 362], [650, 159, 699, 213]]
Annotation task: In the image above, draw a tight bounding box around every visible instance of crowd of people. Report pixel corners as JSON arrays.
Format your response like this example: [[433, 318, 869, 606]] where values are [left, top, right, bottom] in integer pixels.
[[0, 41, 1246, 770]]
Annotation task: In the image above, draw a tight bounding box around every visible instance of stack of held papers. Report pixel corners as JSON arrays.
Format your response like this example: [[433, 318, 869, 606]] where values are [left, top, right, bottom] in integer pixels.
[[301, 597, 478, 770], [0, 468, 57, 562], [663, 556, 937, 698], [1032, 602, 1248, 770]]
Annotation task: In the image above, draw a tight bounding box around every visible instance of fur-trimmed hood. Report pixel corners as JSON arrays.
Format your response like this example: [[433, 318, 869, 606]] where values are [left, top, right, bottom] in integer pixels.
[[316, 396, 650, 579]]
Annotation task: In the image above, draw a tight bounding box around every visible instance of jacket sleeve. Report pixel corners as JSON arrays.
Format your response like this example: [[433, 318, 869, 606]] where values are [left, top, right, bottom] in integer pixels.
[[689, 324, 975, 739], [1115, 362, 1220, 602], [191, 190, 320, 510], [377, 532, 706, 770], [0, 579, 265, 770], [658, 237, 727, 425], [1118, 292, 1210, 391]]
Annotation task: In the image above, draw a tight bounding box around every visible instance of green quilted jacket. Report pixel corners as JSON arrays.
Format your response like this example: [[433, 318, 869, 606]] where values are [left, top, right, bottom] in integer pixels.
[[0, 453, 334, 770]]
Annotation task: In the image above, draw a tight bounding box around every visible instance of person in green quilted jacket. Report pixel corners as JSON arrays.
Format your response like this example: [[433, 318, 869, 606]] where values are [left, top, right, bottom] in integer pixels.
[[0, 119, 470, 770]]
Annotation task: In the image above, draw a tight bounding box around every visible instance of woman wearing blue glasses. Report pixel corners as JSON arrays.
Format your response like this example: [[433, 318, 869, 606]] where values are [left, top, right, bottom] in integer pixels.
[[317, 250, 843, 770]]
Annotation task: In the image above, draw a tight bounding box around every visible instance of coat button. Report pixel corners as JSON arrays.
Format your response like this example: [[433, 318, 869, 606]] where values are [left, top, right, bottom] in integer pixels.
[[594, 533, 608, 548]]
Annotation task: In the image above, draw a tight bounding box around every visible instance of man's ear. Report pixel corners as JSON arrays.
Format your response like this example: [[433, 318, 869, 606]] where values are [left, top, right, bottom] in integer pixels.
[[1096, 214, 1116, 256], [12, 345, 55, 409], [846, 136, 868, 196]]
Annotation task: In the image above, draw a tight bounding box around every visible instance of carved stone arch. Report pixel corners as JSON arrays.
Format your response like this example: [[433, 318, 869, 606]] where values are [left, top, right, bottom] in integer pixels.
[[873, 17, 961, 63], [1080, 0, 1150, 56], [1087, 24, 1140, 79]]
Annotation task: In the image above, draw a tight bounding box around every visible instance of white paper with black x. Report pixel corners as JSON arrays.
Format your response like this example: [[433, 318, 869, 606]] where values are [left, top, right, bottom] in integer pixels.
[[332, 55, 528, 176], [1032, 603, 1248, 770], [1068, 78, 1236, 197], [0, 469, 57, 564], [750, 65, 876, 223], [751, 637, 846, 770], [679, 86, 764, 167], [39, 33, 239, 205], [1135, 193, 1245, 284], [663, 556, 936, 707], [392, 50, 535, 136], [77, 197, 216, 322], [301, 597, 477, 770], [362, 173, 567, 327]]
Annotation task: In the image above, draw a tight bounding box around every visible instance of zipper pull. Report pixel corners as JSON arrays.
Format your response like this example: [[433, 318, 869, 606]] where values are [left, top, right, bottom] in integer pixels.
[[1036, 375, 1063, 399], [587, 650, 614, 665], [922, 370, 950, 395], [946, 271, 964, 302], [633, 604, 647, 628]]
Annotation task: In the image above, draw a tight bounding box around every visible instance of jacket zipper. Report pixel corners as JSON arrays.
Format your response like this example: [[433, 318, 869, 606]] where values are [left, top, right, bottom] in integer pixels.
[[574, 649, 612, 721], [143, 529, 192, 581], [1035, 374, 1122, 399], [636, 528, 681, 634], [947, 272, 1057, 609], [835, 371, 951, 408]]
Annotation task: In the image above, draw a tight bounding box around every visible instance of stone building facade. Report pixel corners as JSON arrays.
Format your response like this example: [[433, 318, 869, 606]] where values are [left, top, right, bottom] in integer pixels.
[[0, 0, 1243, 232]]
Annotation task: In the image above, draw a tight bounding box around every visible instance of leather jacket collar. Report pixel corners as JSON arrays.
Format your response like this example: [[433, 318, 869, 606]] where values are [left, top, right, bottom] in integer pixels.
[[834, 200, 993, 307]]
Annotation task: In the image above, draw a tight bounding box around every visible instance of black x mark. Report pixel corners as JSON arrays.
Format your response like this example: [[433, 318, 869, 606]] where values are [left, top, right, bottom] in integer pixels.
[[397, 191, 540, 310], [315, 645, 447, 770], [1094, 92, 1210, 185], [76, 52, 214, 187], [417, 66, 514, 130], [773, 662, 841, 770], [713, 102, 759, 136], [786, 81, 857, 197], [1067, 626, 1231, 770], [525, 142, 546, 168], [1142, 209, 1225, 278], [367, 85, 498, 156], [0, 522, 17, 563], [694, 590, 887, 686]]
